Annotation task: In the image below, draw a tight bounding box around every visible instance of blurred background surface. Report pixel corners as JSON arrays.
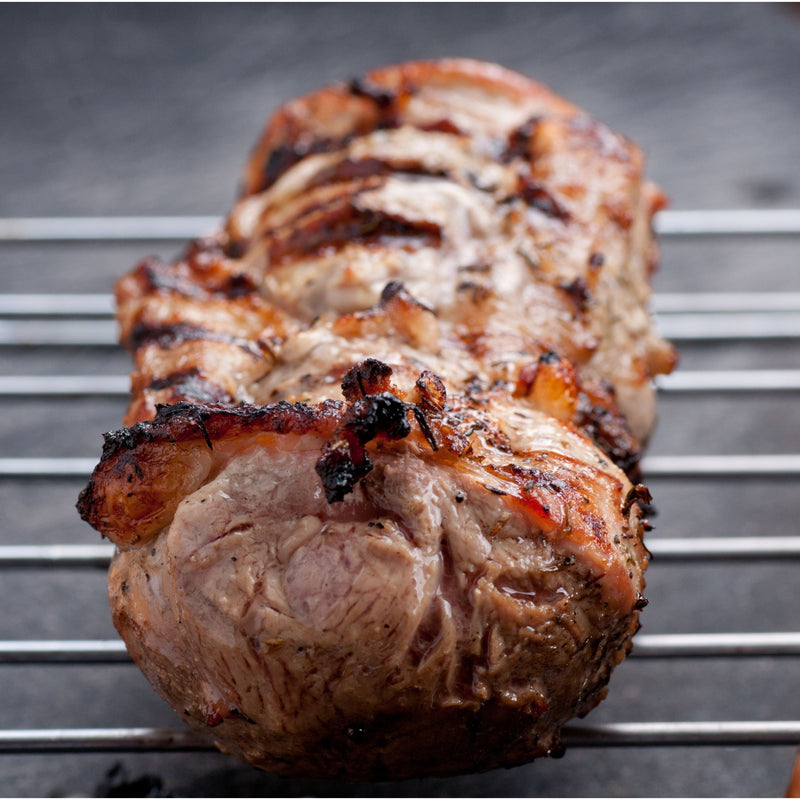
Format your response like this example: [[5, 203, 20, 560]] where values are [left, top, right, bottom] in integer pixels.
[[1, 3, 799, 797]]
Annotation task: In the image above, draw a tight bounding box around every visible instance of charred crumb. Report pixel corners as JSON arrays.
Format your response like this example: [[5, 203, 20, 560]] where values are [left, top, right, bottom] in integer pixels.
[[622, 484, 653, 516], [347, 77, 397, 109], [316, 437, 373, 504], [560, 277, 591, 313], [412, 406, 439, 451], [588, 252, 605, 269], [458, 262, 492, 274], [539, 350, 561, 365], [503, 115, 543, 162]]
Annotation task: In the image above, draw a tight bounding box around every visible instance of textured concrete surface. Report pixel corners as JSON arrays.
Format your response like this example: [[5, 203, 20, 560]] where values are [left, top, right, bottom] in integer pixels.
[[1, 3, 799, 796]]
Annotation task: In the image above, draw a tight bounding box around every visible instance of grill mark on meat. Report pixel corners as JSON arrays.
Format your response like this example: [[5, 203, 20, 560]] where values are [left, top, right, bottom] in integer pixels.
[[267, 203, 442, 265], [516, 176, 571, 221], [127, 322, 267, 359], [306, 157, 449, 191], [147, 368, 233, 405], [261, 137, 352, 192]]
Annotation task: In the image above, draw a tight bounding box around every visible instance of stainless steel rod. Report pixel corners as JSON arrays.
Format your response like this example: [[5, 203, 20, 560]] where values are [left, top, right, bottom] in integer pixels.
[[562, 720, 800, 747], [656, 370, 800, 393], [2, 455, 800, 479], [3, 537, 800, 567], [4, 370, 800, 397], [6, 291, 800, 318], [4, 632, 800, 664], [2, 721, 798, 752], [2, 210, 800, 241], [653, 292, 800, 314], [648, 536, 800, 560], [0, 294, 114, 316], [6, 315, 800, 346], [657, 312, 800, 341], [643, 454, 800, 478], [0, 458, 97, 477], [0, 544, 115, 567], [0, 727, 212, 753], [0, 376, 129, 396], [631, 632, 800, 658], [0, 216, 220, 242], [653, 209, 800, 236], [0, 640, 129, 663]]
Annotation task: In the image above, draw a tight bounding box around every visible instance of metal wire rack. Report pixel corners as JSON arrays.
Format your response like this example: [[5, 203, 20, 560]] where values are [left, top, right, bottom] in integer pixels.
[[1, 210, 799, 792]]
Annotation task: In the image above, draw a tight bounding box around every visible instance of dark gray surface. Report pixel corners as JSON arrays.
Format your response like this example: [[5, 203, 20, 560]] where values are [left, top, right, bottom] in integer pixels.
[[1, 3, 799, 797]]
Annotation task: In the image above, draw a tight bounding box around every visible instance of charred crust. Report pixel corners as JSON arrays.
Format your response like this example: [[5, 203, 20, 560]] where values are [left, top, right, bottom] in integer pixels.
[[415, 370, 447, 411], [574, 391, 642, 478], [316, 391, 412, 503]]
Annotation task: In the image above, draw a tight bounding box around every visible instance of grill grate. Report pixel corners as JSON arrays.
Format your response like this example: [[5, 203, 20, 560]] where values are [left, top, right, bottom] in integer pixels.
[[1, 211, 799, 788]]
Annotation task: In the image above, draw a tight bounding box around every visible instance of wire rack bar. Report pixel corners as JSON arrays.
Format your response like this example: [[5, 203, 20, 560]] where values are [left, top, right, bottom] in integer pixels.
[[0, 727, 211, 753], [648, 536, 800, 560], [653, 292, 800, 314], [1, 721, 798, 753], [4, 316, 800, 346], [0, 216, 220, 242], [3, 455, 799, 480], [5, 292, 800, 318], [0, 458, 97, 478], [2, 210, 800, 242], [653, 209, 800, 237], [0, 544, 114, 567], [643, 454, 800, 478], [562, 720, 800, 747], [2, 537, 799, 568], [656, 370, 800, 393], [5, 316, 800, 347], [3, 370, 800, 397], [4, 632, 800, 665], [0, 376, 129, 397]]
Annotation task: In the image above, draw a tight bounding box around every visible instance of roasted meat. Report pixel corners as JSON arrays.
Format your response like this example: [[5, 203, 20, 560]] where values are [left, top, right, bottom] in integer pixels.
[[78, 59, 675, 779]]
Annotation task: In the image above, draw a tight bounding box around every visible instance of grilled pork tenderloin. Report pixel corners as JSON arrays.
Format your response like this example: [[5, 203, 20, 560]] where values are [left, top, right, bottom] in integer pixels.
[[78, 59, 675, 779]]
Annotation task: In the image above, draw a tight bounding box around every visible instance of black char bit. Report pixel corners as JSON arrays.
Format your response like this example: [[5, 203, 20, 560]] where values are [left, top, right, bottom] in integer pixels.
[[341, 358, 394, 401], [560, 277, 590, 312], [347, 77, 397, 109], [588, 252, 605, 268]]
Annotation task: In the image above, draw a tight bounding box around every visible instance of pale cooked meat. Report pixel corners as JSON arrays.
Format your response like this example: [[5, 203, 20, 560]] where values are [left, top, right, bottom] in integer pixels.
[[77, 58, 674, 779]]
